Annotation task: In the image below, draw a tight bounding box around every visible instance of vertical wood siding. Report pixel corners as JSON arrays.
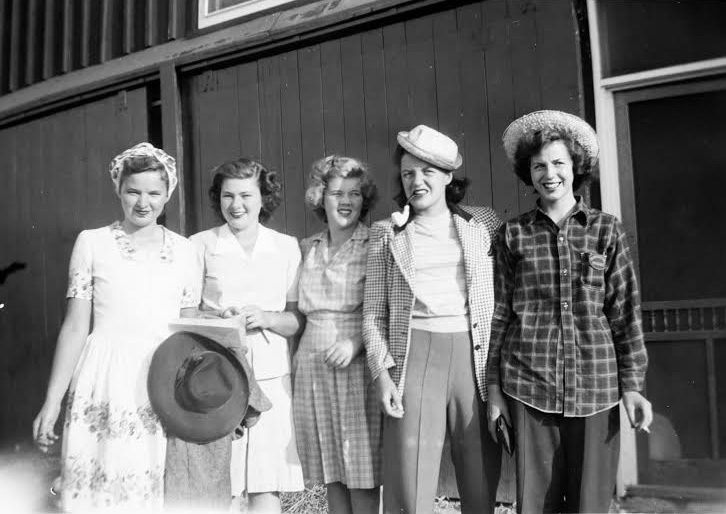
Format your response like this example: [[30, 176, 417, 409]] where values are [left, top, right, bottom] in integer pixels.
[[185, 0, 583, 239], [0, 0, 184, 95], [0, 88, 148, 441]]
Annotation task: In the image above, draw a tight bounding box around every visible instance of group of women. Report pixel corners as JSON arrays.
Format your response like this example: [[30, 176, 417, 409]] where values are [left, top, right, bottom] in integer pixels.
[[31, 113, 650, 514]]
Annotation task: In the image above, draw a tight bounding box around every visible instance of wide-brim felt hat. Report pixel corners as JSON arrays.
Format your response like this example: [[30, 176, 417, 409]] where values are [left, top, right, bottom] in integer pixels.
[[397, 124, 463, 171], [502, 110, 599, 163], [148, 331, 249, 444]]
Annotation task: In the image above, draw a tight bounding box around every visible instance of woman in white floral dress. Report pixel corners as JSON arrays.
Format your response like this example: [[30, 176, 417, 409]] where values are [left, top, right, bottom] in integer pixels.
[[293, 156, 381, 514], [32, 143, 199, 512]]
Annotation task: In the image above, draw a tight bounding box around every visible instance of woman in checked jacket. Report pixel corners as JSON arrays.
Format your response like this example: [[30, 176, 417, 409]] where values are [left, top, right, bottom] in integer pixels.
[[362, 124, 502, 514]]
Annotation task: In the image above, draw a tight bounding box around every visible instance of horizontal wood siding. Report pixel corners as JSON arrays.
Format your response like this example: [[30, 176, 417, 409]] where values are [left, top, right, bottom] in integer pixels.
[[185, 0, 583, 237], [0, 88, 148, 442]]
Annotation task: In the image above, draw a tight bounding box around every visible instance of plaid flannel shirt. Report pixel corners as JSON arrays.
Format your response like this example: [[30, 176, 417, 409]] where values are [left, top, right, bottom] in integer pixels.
[[487, 198, 648, 417], [363, 204, 501, 402]]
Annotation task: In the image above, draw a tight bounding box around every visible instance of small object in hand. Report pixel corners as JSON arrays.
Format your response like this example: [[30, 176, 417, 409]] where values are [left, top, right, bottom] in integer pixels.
[[640, 425, 651, 434], [496, 416, 514, 455]]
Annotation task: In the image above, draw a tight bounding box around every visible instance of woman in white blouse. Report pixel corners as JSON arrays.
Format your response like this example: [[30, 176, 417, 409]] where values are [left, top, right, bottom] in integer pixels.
[[190, 158, 305, 513]]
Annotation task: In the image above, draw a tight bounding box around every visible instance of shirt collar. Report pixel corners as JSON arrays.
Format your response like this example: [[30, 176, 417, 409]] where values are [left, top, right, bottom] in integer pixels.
[[216, 223, 276, 256], [529, 196, 591, 227], [312, 222, 369, 243]]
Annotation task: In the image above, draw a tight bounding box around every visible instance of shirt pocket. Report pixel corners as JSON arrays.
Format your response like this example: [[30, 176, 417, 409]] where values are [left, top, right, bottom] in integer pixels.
[[579, 252, 606, 290]]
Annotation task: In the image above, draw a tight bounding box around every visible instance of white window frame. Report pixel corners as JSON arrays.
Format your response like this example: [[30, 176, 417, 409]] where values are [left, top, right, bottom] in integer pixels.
[[587, 0, 726, 495], [198, 0, 297, 29]]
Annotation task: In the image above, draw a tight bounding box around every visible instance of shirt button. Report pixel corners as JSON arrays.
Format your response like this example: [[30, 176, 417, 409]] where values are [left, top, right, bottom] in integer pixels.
[[562, 301, 569, 310], [558, 235, 565, 243], [562, 269, 569, 276], [474, 344, 482, 351], [473, 322, 478, 328]]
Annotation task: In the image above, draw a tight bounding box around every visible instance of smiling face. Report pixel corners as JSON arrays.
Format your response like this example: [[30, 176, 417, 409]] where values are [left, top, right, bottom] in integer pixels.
[[220, 177, 262, 233], [324, 176, 363, 231], [118, 171, 169, 229], [530, 140, 576, 209], [400, 152, 452, 217]]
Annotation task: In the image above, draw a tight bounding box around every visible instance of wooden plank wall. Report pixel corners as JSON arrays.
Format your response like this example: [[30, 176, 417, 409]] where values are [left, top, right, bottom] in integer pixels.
[[185, 0, 584, 238], [0, 88, 149, 442], [0, 0, 185, 95]]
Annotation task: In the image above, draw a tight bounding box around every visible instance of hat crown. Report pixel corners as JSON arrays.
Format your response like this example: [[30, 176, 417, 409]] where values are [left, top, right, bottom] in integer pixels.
[[397, 124, 463, 170], [175, 351, 237, 413]]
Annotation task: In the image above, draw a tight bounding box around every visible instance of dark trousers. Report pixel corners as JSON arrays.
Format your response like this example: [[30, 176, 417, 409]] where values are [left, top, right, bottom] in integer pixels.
[[165, 434, 233, 511], [509, 400, 620, 514], [382, 330, 502, 514]]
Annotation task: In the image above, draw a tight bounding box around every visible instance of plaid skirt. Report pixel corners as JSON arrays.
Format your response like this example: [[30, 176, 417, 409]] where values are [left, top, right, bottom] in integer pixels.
[[292, 313, 382, 489]]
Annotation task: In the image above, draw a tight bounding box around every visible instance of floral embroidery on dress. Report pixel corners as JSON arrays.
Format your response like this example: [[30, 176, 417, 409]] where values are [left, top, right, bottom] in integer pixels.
[[65, 392, 162, 440], [67, 267, 93, 300], [110, 221, 175, 262], [62, 456, 163, 507]]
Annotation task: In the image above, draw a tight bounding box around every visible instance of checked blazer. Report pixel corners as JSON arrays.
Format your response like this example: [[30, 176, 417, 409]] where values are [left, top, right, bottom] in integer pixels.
[[362, 204, 502, 402]]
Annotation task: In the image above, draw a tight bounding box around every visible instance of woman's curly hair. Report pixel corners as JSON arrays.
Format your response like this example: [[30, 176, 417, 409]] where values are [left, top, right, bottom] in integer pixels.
[[512, 129, 597, 191], [208, 158, 282, 223], [305, 155, 378, 223]]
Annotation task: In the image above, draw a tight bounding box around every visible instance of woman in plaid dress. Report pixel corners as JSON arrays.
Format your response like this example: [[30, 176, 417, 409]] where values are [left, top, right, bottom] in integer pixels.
[[293, 155, 381, 514]]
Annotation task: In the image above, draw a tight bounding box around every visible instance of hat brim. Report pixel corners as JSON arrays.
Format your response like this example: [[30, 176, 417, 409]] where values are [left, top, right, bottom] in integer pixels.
[[148, 331, 249, 444], [397, 133, 462, 171], [501, 110, 599, 163]]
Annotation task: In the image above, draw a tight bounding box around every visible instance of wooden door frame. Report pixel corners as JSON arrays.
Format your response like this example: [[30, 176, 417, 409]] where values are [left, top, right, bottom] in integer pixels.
[[586, 0, 726, 494]]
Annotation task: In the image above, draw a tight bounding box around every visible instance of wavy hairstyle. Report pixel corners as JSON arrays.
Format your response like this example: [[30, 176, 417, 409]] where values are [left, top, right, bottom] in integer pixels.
[[513, 129, 597, 191], [392, 144, 470, 208], [305, 155, 378, 223], [117, 155, 168, 191], [208, 158, 282, 223]]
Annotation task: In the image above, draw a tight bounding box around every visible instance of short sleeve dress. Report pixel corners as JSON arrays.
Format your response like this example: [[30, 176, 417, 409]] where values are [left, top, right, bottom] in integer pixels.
[[190, 223, 304, 495], [293, 222, 382, 489], [60, 222, 199, 512]]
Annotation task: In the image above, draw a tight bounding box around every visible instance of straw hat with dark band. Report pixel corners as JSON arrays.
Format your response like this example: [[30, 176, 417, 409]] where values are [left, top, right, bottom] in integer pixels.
[[148, 331, 249, 444], [502, 110, 599, 163]]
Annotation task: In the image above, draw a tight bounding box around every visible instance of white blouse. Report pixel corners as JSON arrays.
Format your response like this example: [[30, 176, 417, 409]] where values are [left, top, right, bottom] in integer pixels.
[[190, 224, 301, 379]]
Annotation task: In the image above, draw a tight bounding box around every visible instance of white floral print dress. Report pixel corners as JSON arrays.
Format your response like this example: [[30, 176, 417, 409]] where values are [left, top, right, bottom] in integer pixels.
[[60, 222, 199, 512]]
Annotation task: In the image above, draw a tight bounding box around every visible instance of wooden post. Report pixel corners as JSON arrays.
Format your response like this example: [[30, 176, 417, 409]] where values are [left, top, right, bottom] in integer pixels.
[[160, 60, 186, 235]]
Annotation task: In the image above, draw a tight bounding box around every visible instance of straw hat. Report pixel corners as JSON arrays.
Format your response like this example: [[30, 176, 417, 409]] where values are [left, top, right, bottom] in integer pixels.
[[148, 331, 249, 444], [502, 110, 599, 162], [397, 125, 463, 171]]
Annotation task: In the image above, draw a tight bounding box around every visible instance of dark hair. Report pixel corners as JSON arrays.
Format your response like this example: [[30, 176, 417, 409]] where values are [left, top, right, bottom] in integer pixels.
[[208, 158, 282, 223], [305, 155, 379, 223], [512, 129, 596, 191], [118, 155, 168, 191], [392, 144, 469, 208]]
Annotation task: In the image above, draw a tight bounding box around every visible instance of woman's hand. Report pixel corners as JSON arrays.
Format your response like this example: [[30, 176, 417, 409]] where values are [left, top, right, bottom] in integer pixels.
[[486, 385, 511, 443], [33, 402, 61, 453], [221, 305, 270, 331], [376, 370, 404, 418], [324, 340, 358, 369], [622, 391, 653, 433]]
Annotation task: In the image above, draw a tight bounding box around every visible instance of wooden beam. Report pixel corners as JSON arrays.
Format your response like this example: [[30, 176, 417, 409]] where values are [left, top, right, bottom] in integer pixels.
[[705, 338, 720, 459], [42, 0, 57, 79], [167, 0, 185, 40], [80, 0, 92, 67], [61, 0, 73, 73], [146, 0, 159, 48], [123, 0, 135, 54], [8, 0, 22, 91], [159, 61, 186, 234], [0, 0, 8, 93], [25, 0, 39, 85], [100, 0, 114, 63]]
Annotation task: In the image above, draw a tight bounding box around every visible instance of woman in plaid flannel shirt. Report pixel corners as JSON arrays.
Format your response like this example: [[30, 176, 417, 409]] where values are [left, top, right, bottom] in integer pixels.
[[363, 125, 503, 514], [293, 155, 382, 514], [487, 110, 653, 514]]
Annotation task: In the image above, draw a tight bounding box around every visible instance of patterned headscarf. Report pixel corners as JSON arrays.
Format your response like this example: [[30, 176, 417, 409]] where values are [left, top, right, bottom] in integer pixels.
[[108, 142, 178, 196]]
